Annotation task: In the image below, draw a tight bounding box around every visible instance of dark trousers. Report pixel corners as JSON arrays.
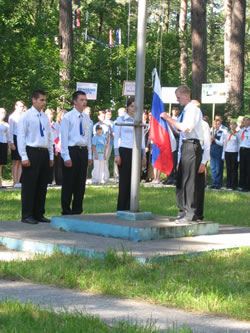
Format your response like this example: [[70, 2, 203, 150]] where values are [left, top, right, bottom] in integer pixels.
[[210, 145, 223, 187], [239, 147, 250, 190], [117, 147, 132, 211], [176, 141, 203, 220], [54, 153, 64, 185], [21, 146, 50, 219], [61, 146, 88, 215], [225, 152, 238, 189]]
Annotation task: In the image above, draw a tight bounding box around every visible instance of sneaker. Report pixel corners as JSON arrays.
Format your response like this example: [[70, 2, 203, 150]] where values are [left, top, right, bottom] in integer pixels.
[[14, 183, 22, 188]]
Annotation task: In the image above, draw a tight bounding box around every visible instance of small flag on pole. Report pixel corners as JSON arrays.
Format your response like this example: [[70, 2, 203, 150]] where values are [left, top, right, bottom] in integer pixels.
[[149, 69, 176, 175]]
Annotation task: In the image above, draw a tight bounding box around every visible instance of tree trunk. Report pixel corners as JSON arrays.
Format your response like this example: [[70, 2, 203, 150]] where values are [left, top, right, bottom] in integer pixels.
[[59, 0, 73, 85], [191, 0, 207, 101], [224, 0, 232, 92], [179, 0, 188, 84], [229, 0, 246, 114]]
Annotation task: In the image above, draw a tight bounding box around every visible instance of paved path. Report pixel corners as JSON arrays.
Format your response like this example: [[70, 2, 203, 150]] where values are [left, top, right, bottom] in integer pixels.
[[0, 280, 249, 333], [0, 221, 250, 262]]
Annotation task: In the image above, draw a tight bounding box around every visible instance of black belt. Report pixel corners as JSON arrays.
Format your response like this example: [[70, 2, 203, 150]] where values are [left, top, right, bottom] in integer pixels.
[[183, 139, 200, 144], [69, 145, 87, 150], [26, 146, 48, 151]]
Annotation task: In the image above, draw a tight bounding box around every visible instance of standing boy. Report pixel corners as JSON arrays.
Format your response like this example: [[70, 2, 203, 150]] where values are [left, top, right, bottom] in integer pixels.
[[222, 119, 239, 190], [237, 115, 250, 192], [91, 125, 109, 184], [60, 91, 92, 215], [17, 91, 54, 224]]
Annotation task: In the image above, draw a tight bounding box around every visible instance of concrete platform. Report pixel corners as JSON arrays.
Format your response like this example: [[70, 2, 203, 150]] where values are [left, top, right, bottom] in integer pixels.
[[50, 213, 219, 242], [0, 221, 249, 263]]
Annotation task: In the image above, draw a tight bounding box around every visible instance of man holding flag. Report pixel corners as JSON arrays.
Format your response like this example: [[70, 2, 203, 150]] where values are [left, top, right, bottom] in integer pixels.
[[160, 85, 204, 222]]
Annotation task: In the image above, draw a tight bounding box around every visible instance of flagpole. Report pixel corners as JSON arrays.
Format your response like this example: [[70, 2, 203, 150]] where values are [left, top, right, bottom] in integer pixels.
[[130, 0, 147, 212]]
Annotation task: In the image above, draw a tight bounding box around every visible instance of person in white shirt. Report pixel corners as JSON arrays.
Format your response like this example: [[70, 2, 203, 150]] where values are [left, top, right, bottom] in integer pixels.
[[222, 119, 239, 190], [60, 91, 92, 215], [8, 100, 25, 187], [0, 108, 10, 188], [237, 115, 250, 192], [17, 91, 54, 224], [45, 108, 58, 185], [160, 86, 204, 222], [114, 97, 146, 211]]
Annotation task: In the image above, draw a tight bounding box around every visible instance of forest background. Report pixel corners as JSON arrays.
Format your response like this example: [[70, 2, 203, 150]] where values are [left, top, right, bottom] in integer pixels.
[[0, 0, 249, 122]]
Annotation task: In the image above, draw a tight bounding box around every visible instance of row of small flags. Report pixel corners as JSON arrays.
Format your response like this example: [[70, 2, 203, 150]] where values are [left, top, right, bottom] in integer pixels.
[[74, 9, 121, 47]]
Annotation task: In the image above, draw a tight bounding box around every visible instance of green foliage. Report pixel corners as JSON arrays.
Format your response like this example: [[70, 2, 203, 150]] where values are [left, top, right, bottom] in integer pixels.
[[0, 0, 248, 116]]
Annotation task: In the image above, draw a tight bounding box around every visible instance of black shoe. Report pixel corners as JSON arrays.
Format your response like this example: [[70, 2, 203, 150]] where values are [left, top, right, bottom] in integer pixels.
[[36, 216, 50, 223], [21, 217, 38, 224]]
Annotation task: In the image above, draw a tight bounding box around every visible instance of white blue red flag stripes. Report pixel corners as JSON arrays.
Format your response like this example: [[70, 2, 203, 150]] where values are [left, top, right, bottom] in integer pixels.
[[149, 69, 176, 175]]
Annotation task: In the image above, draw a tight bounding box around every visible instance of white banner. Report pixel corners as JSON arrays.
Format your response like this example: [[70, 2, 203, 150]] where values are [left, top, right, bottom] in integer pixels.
[[123, 81, 135, 96], [201, 83, 227, 104], [161, 87, 178, 104], [76, 82, 98, 100]]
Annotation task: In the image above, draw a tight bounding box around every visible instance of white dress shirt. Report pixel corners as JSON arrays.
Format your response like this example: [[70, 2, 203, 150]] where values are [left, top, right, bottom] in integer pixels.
[[177, 102, 203, 163], [200, 120, 211, 165], [8, 111, 23, 144], [60, 108, 92, 161], [114, 113, 145, 156], [222, 131, 239, 159], [237, 127, 250, 148], [17, 106, 54, 161], [0, 122, 10, 143]]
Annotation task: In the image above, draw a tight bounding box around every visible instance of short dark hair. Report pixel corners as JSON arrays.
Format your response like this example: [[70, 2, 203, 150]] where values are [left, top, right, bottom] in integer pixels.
[[215, 114, 223, 121], [32, 90, 46, 99], [96, 125, 102, 131], [72, 91, 86, 102], [127, 97, 135, 108]]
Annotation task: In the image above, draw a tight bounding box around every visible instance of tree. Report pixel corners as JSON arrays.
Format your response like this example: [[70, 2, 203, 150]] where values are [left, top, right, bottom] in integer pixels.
[[229, 0, 246, 114], [191, 0, 207, 100], [179, 0, 188, 84], [59, 0, 73, 87]]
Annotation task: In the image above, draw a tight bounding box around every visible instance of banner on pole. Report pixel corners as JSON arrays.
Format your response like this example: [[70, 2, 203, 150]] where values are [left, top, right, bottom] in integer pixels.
[[201, 83, 227, 104], [161, 87, 178, 104], [123, 81, 135, 96], [76, 82, 98, 100]]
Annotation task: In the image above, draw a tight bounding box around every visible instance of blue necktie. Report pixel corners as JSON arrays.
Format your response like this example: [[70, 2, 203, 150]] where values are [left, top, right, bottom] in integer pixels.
[[179, 111, 185, 123], [39, 114, 44, 137], [79, 114, 85, 136]]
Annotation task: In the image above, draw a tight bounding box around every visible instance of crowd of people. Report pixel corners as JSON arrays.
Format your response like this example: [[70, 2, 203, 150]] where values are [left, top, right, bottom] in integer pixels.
[[0, 87, 249, 224]]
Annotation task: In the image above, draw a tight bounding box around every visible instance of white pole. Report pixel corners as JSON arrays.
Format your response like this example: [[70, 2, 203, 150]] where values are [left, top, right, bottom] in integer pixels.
[[130, 0, 147, 212]]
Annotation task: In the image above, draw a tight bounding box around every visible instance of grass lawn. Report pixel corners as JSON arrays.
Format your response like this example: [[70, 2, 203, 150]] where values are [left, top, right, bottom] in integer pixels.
[[0, 186, 249, 322], [0, 247, 249, 321], [0, 300, 193, 333], [0, 186, 249, 226]]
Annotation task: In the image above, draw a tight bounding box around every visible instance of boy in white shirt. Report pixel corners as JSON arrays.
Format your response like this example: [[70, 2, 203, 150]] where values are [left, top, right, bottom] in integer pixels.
[[91, 125, 109, 184], [237, 115, 250, 192], [222, 119, 239, 190]]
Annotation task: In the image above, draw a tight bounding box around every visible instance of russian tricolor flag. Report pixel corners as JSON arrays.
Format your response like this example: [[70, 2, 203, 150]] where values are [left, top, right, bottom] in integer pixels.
[[149, 69, 176, 175]]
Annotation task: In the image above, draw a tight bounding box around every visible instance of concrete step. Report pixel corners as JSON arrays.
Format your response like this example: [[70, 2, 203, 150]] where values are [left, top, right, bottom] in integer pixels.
[[51, 213, 219, 242]]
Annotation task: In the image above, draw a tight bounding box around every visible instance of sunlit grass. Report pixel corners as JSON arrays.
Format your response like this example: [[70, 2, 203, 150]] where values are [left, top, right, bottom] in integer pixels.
[[1, 300, 190, 333], [0, 186, 249, 226]]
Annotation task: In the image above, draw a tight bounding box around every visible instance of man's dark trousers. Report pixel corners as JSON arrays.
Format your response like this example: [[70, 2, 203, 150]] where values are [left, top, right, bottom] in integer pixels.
[[61, 146, 88, 215], [21, 146, 50, 219], [176, 140, 202, 220]]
